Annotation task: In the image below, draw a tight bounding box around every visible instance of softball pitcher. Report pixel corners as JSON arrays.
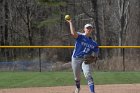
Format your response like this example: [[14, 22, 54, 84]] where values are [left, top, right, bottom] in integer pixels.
[[66, 17, 99, 93]]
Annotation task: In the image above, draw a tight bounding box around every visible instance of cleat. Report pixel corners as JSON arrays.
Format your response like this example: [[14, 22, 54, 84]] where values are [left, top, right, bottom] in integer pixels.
[[74, 88, 80, 93]]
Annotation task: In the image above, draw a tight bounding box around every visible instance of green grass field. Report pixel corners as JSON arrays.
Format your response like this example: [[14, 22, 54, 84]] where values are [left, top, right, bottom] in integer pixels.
[[0, 72, 140, 88]]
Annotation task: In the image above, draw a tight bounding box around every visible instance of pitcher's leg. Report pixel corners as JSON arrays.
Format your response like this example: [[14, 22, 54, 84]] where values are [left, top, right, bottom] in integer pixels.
[[71, 57, 82, 90], [82, 62, 95, 93]]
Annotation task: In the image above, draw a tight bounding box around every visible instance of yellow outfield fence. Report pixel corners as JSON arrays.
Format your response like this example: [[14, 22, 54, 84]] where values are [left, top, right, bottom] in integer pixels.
[[0, 46, 140, 48]]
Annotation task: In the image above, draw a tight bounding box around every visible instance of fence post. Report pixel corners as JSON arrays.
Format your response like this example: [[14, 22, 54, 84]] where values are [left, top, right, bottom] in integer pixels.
[[39, 48, 41, 72], [122, 48, 125, 71]]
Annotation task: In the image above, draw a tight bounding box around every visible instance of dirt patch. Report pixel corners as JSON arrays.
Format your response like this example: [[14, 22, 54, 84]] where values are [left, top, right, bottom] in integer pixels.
[[0, 84, 140, 93]]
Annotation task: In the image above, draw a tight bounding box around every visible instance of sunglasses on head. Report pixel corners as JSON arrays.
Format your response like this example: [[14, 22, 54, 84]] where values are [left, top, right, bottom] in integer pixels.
[[86, 27, 93, 29]]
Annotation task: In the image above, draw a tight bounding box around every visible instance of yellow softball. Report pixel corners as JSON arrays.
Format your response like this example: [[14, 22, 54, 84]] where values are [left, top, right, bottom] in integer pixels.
[[65, 15, 71, 21]]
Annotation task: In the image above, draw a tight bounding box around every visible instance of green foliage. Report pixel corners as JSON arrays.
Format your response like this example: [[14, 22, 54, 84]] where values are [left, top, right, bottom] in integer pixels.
[[38, 0, 67, 7], [47, 1, 67, 7], [37, 0, 67, 28], [37, 17, 60, 28], [38, 0, 48, 3]]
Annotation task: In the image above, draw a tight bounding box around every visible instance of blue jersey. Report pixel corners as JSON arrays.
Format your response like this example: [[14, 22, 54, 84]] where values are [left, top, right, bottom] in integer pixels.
[[72, 33, 99, 58]]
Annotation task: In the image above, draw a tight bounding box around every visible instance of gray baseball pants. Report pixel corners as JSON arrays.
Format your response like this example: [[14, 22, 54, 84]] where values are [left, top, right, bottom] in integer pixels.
[[71, 57, 94, 85]]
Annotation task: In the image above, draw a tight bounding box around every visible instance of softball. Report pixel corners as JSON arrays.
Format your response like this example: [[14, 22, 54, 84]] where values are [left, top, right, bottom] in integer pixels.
[[65, 15, 71, 21]]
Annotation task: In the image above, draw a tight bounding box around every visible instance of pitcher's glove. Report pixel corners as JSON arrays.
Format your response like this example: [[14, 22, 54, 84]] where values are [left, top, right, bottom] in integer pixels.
[[84, 55, 97, 64]]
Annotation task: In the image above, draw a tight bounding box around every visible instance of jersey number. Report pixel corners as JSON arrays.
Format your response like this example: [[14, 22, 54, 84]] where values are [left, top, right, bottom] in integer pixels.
[[83, 48, 90, 53]]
